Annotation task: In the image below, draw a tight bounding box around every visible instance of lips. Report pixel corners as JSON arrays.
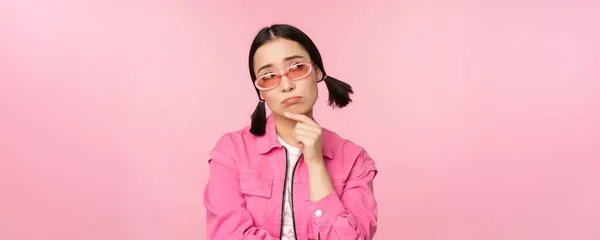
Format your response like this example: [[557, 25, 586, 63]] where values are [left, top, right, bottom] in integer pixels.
[[282, 96, 302, 104]]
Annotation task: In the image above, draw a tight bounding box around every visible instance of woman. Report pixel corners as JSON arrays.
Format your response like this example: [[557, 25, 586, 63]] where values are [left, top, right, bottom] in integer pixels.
[[203, 24, 378, 240]]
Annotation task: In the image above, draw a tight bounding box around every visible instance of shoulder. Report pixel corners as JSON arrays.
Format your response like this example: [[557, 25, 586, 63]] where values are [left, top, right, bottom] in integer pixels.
[[322, 127, 378, 176], [211, 125, 257, 150], [208, 125, 259, 166], [322, 127, 373, 161]]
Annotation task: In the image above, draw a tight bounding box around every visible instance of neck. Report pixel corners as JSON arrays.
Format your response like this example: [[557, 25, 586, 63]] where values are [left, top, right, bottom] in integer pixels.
[[274, 110, 314, 148]]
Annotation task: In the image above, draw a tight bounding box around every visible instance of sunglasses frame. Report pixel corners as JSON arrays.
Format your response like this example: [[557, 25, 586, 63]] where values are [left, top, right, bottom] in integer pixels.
[[253, 62, 314, 91]]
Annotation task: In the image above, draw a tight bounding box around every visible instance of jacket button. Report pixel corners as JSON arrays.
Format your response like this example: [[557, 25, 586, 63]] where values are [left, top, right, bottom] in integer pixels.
[[315, 209, 323, 217]]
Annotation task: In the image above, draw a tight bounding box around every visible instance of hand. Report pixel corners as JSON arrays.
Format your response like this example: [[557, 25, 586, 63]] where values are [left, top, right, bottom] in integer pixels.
[[283, 112, 324, 166]]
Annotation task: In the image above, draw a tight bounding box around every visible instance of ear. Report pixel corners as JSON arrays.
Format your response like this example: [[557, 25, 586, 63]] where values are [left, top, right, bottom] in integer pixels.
[[315, 67, 324, 82]]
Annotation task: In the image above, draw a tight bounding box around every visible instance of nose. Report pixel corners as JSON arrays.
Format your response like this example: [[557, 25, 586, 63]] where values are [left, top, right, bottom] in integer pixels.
[[279, 75, 295, 92]]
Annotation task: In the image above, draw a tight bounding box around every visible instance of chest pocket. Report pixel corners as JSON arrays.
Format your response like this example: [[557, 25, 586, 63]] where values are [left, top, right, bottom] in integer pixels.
[[239, 172, 273, 198], [239, 172, 273, 227]]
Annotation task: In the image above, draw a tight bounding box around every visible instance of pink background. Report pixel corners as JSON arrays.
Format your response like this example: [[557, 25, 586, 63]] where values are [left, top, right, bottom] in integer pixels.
[[1, 0, 599, 239]]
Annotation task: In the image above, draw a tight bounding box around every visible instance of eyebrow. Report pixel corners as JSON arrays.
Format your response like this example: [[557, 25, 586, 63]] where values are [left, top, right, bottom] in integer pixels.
[[256, 55, 305, 74]]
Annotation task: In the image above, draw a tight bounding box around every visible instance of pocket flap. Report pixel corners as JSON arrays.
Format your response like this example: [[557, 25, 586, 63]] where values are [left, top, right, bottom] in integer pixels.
[[239, 172, 273, 198]]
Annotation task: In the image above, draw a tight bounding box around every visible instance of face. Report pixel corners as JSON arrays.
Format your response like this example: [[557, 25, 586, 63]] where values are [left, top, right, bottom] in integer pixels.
[[253, 38, 322, 116]]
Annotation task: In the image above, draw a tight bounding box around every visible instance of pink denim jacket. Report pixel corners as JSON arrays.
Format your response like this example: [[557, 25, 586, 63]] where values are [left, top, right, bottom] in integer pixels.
[[203, 114, 378, 239]]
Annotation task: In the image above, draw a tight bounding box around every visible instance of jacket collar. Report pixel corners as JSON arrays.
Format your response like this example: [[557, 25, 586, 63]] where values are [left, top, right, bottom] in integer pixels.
[[256, 113, 333, 159]]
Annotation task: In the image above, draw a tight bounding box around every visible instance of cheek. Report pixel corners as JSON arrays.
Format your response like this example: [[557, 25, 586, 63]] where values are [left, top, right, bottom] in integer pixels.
[[262, 89, 279, 100], [303, 80, 319, 97], [262, 91, 279, 107]]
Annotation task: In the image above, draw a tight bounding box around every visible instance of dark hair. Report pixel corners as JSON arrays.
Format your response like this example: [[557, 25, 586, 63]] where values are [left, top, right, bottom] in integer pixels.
[[248, 24, 353, 136]]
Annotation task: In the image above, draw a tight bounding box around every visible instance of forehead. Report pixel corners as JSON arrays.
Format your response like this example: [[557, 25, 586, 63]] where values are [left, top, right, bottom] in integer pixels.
[[253, 38, 310, 70]]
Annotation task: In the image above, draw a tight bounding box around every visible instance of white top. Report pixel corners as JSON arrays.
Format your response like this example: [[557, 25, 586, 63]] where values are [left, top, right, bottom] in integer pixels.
[[277, 135, 302, 240]]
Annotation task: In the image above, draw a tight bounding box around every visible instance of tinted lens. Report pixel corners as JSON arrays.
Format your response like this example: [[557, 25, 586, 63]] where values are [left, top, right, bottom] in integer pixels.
[[287, 63, 311, 79], [257, 75, 281, 89]]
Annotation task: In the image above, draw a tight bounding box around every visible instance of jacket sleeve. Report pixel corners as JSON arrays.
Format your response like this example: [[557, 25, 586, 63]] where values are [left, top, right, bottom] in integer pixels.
[[308, 149, 379, 240], [203, 134, 276, 240]]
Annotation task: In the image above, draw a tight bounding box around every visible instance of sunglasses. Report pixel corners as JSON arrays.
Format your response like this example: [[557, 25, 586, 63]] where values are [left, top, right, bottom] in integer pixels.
[[254, 62, 314, 91]]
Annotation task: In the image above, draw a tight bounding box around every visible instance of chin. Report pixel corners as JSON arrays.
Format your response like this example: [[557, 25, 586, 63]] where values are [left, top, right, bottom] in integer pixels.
[[279, 104, 310, 114]]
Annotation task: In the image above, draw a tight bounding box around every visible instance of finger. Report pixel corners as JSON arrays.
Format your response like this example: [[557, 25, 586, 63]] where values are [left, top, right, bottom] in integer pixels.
[[295, 122, 322, 134], [294, 134, 316, 149], [284, 112, 319, 126], [294, 131, 319, 148], [293, 128, 319, 140]]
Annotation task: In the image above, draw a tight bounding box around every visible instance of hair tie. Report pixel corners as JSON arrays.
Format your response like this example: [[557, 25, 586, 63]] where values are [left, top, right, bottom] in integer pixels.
[[320, 75, 328, 82], [259, 99, 265, 102]]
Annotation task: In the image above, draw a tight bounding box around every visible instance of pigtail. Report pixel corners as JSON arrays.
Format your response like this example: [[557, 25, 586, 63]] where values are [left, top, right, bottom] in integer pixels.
[[323, 75, 353, 108], [249, 100, 267, 136]]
